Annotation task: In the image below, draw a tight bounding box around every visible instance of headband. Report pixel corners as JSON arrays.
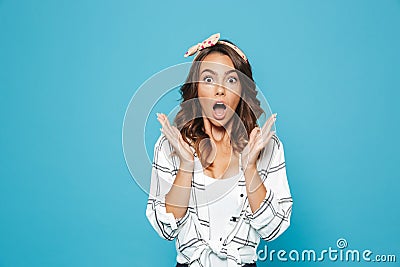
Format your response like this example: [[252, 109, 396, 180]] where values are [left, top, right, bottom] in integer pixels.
[[184, 33, 248, 62]]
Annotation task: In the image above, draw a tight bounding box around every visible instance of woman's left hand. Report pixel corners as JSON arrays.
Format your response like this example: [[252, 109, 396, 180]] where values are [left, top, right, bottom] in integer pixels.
[[241, 113, 277, 170]]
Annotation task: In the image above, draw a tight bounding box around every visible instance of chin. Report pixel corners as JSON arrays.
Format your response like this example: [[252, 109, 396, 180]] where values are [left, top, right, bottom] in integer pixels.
[[205, 114, 234, 129]]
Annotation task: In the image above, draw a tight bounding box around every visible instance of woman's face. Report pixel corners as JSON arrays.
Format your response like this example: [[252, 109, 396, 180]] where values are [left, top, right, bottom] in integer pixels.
[[197, 52, 242, 127]]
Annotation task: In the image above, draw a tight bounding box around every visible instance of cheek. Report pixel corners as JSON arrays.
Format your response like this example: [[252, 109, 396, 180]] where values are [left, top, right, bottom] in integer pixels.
[[197, 84, 211, 98], [197, 98, 207, 110], [197, 91, 211, 112], [197, 84, 215, 110], [228, 90, 242, 110]]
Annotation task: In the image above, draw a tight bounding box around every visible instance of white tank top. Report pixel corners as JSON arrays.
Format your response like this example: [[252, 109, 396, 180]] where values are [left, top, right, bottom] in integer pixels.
[[202, 154, 243, 267]]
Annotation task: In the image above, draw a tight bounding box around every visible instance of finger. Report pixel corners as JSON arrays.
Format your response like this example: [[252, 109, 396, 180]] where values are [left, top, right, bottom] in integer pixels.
[[249, 129, 262, 151], [159, 119, 172, 137], [162, 113, 172, 128], [178, 134, 192, 155], [159, 116, 176, 143], [157, 114, 172, 137], [254, 127, 263, 141], [159, 114, 175, 138], [172, 126, 187, 144], [172, 127, 188, 148], [261, 113, 277, 133], [261, 114, 276, 134], [156, 113, 166, 127], [171, 126, 181, 137], [260, 131, 276, 149], [169, 125, 188, 149], [261, 117, 276, 141], [157, 113, 170, 129], [161, 125, 176, 144], [247, 129, 259, 147], [254, 127, 275, 151], [158, 113, 169, 129], [248, 127, 260, 144], [254, 133, 265, 150]]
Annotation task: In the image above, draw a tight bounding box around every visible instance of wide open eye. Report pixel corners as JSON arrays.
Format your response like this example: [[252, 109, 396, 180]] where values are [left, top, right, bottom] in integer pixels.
[[227, 77, 237, 83], [203, 76, 213, 83]]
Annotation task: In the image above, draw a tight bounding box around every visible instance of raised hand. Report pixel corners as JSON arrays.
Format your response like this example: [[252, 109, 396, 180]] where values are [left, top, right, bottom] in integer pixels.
[[156, 113, 194, 168], [241, 113, 277, 170]]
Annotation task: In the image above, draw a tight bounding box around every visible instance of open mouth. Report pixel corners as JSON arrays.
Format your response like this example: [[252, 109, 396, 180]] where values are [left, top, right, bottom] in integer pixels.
[[212, 101, 227, 119]]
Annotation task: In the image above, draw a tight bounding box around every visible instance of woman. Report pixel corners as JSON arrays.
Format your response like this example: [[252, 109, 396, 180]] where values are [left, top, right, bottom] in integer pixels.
[[146, 33, 293, 267]]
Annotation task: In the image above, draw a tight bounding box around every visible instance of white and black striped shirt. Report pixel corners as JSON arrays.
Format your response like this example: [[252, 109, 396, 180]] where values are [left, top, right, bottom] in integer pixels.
[[146, 133, 293, 267]]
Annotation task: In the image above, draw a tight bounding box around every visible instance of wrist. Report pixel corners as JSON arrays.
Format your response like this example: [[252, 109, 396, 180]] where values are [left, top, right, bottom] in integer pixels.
[[179, 160, 194, 172], [243, 163, 257, 173]]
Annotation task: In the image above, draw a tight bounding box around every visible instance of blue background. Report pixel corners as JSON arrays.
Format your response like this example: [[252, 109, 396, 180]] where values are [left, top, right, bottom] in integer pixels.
[[1, 0, 399, 266]]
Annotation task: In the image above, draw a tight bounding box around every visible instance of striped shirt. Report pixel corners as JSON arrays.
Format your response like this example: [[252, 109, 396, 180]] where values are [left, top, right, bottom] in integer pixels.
[[146, 133, 293, 267]]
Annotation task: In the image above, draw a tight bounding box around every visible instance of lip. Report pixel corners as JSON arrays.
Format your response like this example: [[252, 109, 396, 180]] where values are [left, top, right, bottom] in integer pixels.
[[212, 99, 227, 107]]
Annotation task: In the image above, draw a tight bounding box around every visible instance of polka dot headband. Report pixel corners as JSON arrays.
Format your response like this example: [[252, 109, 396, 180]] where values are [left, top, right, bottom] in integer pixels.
[[184, 33, 248, 62]]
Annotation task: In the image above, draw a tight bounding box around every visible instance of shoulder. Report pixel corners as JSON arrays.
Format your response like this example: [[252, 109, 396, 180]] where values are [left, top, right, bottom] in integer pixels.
[[154, 133, 175, 154], [263, 133, 284, 154], [153, 133, 175, 162], [155, 133, 169, 149], [153, 133, 188, 168], [155, 132, 196, 156], [271, 133, 283, 151], [257, 133, 285, 167]]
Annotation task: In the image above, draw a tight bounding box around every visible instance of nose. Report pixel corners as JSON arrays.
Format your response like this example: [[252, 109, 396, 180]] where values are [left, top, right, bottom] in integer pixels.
[[215, 84, 225, 96]]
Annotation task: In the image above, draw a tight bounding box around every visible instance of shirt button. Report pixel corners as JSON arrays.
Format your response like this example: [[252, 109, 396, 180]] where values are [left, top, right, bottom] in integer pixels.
[[240, 193, 244, 197]]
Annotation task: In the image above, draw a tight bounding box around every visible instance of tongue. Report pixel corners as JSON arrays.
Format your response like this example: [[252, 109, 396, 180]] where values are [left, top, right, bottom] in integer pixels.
[[214, 107, 225, 116]]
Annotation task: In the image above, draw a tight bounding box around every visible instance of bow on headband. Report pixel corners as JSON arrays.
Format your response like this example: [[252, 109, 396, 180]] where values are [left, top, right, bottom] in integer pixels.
[[184, 33, 248, 62]]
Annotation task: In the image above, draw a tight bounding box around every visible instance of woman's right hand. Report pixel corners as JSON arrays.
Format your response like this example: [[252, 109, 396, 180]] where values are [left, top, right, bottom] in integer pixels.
[[157, 113, 194, 169]]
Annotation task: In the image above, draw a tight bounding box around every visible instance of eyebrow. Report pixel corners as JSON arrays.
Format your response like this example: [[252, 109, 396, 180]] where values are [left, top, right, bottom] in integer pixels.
[[200, 68, 238, 76]]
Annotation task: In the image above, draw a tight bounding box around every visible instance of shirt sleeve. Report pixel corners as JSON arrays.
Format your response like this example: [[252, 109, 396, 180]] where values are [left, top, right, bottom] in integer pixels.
[[248, 134, 293, 241], [145, 133, 191, 241]]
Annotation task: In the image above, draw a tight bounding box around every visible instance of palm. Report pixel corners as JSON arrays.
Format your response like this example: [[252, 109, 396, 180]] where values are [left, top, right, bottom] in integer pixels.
[[157, 113, 194, 164], [241, 113, 277, 169]]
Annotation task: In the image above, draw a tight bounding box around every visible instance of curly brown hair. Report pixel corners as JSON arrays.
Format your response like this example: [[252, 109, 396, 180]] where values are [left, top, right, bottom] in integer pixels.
[[173, 39, 265, 167]]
